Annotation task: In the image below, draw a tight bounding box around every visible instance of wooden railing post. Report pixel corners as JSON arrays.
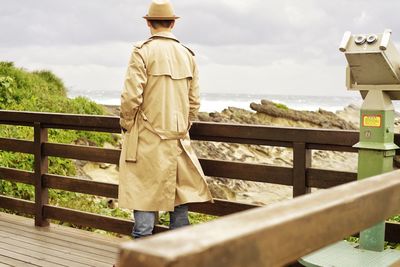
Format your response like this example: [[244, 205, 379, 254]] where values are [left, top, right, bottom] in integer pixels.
[[293, 142, 311, 197], [34, 122, 49, 226]]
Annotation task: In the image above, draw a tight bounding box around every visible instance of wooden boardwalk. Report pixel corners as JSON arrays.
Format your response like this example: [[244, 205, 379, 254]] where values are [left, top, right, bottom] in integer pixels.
[[0, 213, 125, 267]]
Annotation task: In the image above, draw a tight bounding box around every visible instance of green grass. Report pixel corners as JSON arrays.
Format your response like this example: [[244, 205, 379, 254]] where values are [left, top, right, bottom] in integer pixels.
[[273, 102, 289, 110]]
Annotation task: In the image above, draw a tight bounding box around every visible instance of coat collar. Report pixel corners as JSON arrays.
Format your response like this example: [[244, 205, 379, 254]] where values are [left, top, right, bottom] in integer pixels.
[[150, 31, 179, 42]]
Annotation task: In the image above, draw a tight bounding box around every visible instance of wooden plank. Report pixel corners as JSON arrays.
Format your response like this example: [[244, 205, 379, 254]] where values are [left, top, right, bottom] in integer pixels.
[[0, 167, 35, 185], [190, 122, 359, 146], [34, 122, 49, 227], [0, 248, 56, 267], [0, 221, 118, 257], [0, 229, 115, 265], [43, 205, 168, 236], [0, 254, 36, 267], [193, 136, 293, 147], [0, 213, 121, 256], [44, 205, 132, 235], [43, 174, 118, 198], [307, 143, 358, 153], [0, 243, 76, 267], [307, 169, 357, 188], [119, 169, 400, 267], [0, 110, 120, 133], [0, 138, 34, 154], [0, 196, 35, 215], [199, 158, 293, 185], [293, 142, 311, 197], [43, 143, 120, 164], [386, 222, 400, 243], [0, 111, 359, 147], [188, 199, 259, 216], [0, 212, 123, 246], [0, 232, 111, 267]]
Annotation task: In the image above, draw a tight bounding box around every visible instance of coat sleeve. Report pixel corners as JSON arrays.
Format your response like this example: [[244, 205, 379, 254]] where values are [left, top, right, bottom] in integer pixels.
[[188, 59, 200, 121], [120, 48, 147, 131]]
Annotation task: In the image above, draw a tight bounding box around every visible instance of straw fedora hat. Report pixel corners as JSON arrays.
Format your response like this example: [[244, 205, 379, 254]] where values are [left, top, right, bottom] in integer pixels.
[[143, 0, 180, 20]]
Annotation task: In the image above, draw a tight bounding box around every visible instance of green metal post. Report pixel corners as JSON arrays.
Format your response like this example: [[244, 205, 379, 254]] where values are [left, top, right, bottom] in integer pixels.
[[355, 90, 398, 252]]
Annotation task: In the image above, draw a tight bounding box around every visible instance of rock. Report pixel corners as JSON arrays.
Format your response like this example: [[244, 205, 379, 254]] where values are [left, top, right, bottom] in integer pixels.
[[107, 198, 118, 209], [250, 100, 357, 130], [82, 162, 119, 184], [198, 112, 213, 122], [103, 142, 116, 149], [74, 137, 97, 147], [336, 104, 360, 127], [99, 163, 111, 169]]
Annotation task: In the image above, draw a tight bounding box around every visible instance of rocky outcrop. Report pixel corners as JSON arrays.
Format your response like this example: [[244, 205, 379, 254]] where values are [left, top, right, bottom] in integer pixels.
[[336, 104, 361, 127], [198, 100, 357, 130], [192, 100, 361, 205], [250, 100, 357, 130], [82, 100, 361, 206]]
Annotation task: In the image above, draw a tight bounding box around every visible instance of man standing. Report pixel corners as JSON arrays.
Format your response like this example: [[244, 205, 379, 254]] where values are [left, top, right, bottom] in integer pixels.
[[119, 0, 213, 238]]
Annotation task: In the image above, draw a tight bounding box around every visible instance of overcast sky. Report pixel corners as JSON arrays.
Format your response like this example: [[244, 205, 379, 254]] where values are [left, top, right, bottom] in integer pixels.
[[1, 0, 400, 99]]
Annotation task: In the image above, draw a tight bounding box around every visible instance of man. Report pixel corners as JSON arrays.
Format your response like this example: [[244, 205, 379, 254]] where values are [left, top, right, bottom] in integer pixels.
[[118, 0, 213, 239]]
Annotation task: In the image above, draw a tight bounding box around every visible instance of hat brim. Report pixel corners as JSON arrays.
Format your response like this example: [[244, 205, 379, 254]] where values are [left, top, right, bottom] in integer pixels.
[[143, 15, 180, 20]]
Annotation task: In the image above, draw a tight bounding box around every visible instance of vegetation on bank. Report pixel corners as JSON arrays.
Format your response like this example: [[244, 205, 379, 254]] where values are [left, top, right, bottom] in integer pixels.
[[0, 62, 133, 231]]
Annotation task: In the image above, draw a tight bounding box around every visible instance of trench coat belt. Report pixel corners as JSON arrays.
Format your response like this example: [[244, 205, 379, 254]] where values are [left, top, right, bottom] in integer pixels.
[[125, 110, 190, 163]]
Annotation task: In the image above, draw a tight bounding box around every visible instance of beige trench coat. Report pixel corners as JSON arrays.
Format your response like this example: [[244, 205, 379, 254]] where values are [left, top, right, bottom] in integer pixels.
[[118, 31, 213, 211]]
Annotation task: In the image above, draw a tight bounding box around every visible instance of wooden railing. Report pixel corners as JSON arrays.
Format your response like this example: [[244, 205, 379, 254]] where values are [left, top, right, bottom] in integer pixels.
[[0, 110, 399, 242], [119, 169, 400, 267]]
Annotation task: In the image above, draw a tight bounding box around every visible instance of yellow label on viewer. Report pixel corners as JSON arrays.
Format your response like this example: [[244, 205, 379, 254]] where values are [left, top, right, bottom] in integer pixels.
[[362, 115, 382, 127]]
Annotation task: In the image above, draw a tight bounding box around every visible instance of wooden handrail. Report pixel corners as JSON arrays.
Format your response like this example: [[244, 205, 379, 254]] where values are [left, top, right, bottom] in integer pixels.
[[0, 110, 359, 147], [0, 110, 398, 244], [119, 170, 400, 267]]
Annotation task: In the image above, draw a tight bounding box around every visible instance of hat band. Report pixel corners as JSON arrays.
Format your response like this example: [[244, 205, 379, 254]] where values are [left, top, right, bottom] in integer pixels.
[[143, 15, 180, 20]]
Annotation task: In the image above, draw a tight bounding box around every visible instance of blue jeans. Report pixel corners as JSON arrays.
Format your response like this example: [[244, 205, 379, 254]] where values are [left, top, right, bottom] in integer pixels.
[[132, 205, 190, 239]]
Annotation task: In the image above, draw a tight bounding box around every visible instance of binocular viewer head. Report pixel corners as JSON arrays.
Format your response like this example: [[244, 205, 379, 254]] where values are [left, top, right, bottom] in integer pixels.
[[340, 29, 400, 100]]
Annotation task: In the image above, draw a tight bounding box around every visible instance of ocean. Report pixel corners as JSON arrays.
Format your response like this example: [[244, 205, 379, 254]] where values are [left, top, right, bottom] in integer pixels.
[[68, 90, 364, 113]]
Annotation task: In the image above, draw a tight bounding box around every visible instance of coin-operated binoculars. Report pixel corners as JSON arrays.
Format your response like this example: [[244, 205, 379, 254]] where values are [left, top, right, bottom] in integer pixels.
[[300, 29, 400, 266], [342, 29, 400, 253]]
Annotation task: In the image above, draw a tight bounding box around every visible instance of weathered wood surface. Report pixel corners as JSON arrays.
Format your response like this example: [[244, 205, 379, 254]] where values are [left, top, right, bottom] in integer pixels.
[[199, 158, 293, 185], [0, 138, 34, 154], [0, 167, 34, 185], [306, 169, 357, 188], [190, 122, 359, 147], [0, 110, 399, 261], [0, 110, 120, 133], [34, 122, 49, 226], [385, 221, 400, 243], [0, 212, 123, 267], [43, 205, 135, 235], [119, 170, 400, 267], [43, 143, 120, 164], [0, 111, 360, 151], [0, 195, 35, 215], [2, 194, 398, 241], [293, 142, 311, 197]]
